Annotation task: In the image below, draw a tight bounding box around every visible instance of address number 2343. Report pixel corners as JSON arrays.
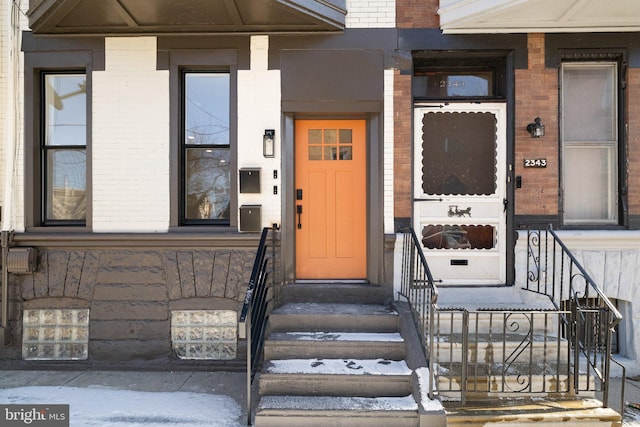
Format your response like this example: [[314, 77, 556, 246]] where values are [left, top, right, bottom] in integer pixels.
[[524, 158, 547, 168]]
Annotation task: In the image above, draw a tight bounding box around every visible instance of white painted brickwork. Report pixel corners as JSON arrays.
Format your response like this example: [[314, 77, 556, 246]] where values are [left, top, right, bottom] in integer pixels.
[[0, 1, 8, 209], [383, 69, 394, 234], [2, 1, 27, 232], [346, 0, 395, 28], [92, 37, 170, 232], [237, 36, 282, 230]]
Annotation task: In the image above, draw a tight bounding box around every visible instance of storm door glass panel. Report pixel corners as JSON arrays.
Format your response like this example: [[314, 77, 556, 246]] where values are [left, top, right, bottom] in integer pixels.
[[43, 73, 87, 222], [421, 112, 496, 195], [562, 63, 617, 224], [183, 72, 230, 223]]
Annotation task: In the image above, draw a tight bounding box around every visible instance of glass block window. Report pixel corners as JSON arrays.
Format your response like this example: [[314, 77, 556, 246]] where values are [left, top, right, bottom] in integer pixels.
[[22, 309, 89, 360], [171, 310, 237, 360]]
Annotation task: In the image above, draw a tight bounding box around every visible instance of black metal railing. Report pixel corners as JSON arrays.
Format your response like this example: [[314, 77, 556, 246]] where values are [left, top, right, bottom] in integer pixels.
[[239, 226, 278, 425], [398, 228, 438, 399], [525, 224, 623, 407], [433, 308, 572, 405], [399, 225, 623, 411]]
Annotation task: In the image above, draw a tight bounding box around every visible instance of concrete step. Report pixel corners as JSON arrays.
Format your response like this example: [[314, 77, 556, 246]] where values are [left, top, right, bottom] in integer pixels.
[[432, 333, 569, 363], [269, 303, 399, 333], [444, 397, 621, 427], [434, 310, 563, 335], [264, 331, 405, 360], [255, 395, 419, 427], [435, 361, 596, 400], [258, 358, 413, 397], [280, 282, 389, 305]]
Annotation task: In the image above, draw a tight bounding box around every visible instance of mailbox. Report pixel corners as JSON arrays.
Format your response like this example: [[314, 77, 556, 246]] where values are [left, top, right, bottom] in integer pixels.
[[239, 205, 261, 232], [239, 168, 261, 193]]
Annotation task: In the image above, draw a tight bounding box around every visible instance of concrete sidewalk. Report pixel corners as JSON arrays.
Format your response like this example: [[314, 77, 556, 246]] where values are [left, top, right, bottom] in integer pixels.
[[608, 375, 640, 426], [0, 369, 638, 426], [0, 369, 248, 426]]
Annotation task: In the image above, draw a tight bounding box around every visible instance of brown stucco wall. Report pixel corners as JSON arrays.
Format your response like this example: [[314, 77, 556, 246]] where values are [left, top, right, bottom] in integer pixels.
[[10, 248, 253, 362]]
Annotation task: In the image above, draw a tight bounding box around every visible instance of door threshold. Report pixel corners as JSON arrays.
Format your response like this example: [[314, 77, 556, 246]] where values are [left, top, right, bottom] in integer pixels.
[[294, 279, 370, 285]]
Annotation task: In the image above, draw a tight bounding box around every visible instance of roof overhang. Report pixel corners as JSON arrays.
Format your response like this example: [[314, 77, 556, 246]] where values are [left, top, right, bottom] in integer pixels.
[[27, 0, 346, 36], [439, 0, 640, 34]]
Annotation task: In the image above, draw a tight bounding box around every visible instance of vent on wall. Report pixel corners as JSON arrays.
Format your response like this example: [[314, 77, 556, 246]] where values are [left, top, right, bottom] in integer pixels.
[[7, 247, 37, 273]]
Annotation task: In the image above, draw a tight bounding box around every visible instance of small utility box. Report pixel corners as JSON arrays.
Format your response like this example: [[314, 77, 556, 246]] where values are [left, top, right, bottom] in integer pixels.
[[239, 168, 261, 193], [239, 205, 261, 232], [7, 247, 38, 273]]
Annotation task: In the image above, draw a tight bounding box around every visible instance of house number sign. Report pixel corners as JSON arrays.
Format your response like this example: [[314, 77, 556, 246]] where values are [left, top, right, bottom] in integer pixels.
[[524, 158, 547, 168]]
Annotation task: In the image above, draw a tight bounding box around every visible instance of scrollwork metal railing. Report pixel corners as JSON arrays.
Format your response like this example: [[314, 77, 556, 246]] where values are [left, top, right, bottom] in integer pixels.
[[399, 225, 623, 410], [525, 224, 623, 407]]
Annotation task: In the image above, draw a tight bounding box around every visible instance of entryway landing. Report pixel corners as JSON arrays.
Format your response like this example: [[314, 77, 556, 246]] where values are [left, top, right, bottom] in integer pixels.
[[279, 281, 390, 305]]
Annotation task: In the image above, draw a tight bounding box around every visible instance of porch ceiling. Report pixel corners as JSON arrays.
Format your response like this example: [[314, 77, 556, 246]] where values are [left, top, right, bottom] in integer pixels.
[[439, 0, 640, 34], [27, 0, 346, 36]]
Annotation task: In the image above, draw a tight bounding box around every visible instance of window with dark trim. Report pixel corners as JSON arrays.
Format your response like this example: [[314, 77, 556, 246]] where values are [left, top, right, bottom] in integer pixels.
[[561, 61, 620, 226], [180, 71, 231, 225], [41, 72, 87, 225]]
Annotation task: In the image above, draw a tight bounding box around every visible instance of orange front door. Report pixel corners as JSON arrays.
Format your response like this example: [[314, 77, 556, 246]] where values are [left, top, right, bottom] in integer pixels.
[[295, 120, 367, 279]]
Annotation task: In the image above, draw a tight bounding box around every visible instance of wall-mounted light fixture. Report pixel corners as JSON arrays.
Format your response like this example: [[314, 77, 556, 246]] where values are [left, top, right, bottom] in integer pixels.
[[263, 129, 275, 158], [526, 117, 545, 138]]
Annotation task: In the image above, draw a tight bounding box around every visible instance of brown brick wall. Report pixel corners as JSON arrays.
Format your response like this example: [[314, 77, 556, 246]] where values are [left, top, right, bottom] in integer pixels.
[[514, 34, 559, 215], [628, 68, 640, 216], [397, 0, 439, 29], [394, 70, 413, 220]]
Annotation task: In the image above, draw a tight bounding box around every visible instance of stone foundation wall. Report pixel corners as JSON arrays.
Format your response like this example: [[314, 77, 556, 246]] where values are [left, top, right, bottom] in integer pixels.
[[8, 247, 254, 362]]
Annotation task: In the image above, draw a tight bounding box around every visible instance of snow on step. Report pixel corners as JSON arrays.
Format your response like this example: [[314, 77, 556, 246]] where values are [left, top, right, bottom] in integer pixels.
[[264, 358, 411, 375], [272, 303, 398, 316], [269, 332, 404, 342], [258, 395, 418, 412]]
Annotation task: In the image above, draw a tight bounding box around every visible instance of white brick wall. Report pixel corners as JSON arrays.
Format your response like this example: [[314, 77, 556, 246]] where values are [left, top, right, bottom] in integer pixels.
[[346, 0, 395, 28], [2, 0, 27, 232], [237, 36, 282, 230], [0, 1, 8, 211], [92, 37, 170, 232], [383, 69, 394, 234]]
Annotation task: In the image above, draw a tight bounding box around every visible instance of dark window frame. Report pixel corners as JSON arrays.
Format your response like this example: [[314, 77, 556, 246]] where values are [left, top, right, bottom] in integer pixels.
[[558, 52, 627, 229], [23, 40, 100, 231], [412, 52, 508, 101], [180, 69, 231, 226], [40, 71, 88, 226], [165, 49, 239, 230]]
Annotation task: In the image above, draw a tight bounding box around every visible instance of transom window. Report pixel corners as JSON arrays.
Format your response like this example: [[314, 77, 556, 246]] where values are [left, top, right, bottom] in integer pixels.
[[561, 62, 618, 225], [182, 71, 230, 224], [42, 73, 87, 224]]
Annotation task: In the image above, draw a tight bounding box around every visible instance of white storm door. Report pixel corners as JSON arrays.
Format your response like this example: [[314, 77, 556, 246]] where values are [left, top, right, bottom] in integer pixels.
[[413, 103, 507, 285]]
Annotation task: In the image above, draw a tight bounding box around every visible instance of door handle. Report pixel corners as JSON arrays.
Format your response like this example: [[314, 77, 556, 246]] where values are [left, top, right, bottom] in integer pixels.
[[296, 205, 303, 229]]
